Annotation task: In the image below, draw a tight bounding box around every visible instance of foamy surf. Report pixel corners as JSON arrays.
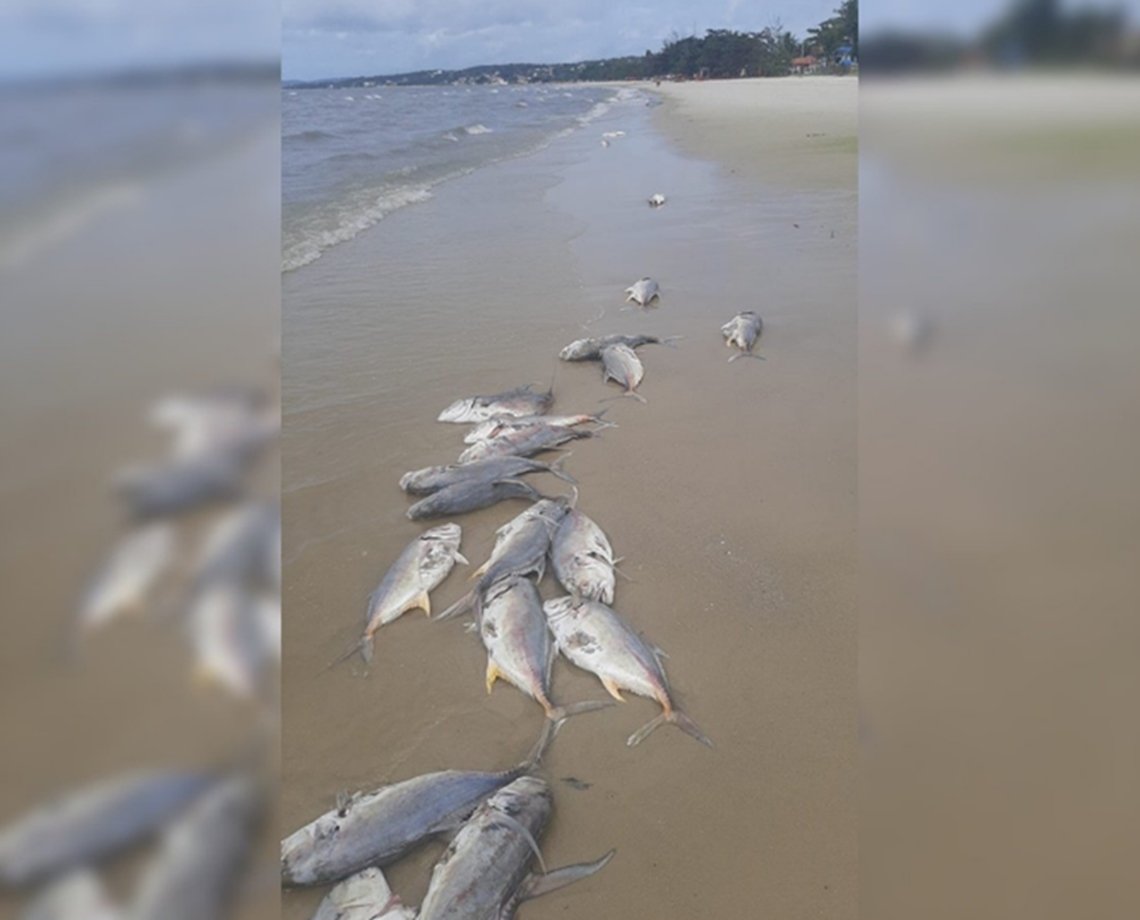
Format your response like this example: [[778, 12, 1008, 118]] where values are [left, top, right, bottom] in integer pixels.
[[464, 124, 493, 135], [282, 185, 434, 273]]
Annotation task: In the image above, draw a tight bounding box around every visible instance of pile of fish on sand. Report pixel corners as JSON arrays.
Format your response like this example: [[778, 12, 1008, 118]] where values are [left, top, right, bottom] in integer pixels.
[[296, 367, 710, 912], [290, 118, 783, 918], [79, 385, 282, 701], [0, 373, 283, 918]]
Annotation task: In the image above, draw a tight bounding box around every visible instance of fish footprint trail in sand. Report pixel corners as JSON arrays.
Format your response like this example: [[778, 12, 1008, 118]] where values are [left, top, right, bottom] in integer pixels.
[[330, 523, 468, 669], [600, 343, 647, 403], [721, 310, 765, 362], [544, 596, 713, 749]]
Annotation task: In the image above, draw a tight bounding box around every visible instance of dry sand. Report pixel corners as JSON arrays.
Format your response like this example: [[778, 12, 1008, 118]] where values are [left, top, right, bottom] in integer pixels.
[[282, 77, 856, 919], [652, 75, 857, 188]]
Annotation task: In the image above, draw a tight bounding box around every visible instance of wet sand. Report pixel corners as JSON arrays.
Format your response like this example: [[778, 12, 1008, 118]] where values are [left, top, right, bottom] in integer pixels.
[[283, 78, 856, 918], [0, 118, 280, 919]]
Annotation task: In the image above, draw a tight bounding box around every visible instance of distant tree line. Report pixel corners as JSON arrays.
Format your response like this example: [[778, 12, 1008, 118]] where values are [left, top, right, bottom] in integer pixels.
[[287, 2, 859, 88]]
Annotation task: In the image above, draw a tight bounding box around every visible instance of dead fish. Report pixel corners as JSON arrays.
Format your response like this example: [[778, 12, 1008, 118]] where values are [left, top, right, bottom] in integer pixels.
[[647, 193, 666, 207], [114, 453, 245, 519], [78, 523, 174, 638], [281, 723, 557, 887], [477, 577, 609, 722], [193, 501, 279, 592], [312, 867, 416, 920], [600, 344, 646, 403], [399, 456, 575, 496], [438, 498, 571, 621], [456, 425, 592, 464], [0, 770, 213, 888], [437, 385, 553, 424], [624, 277, 659, 307], [407, 479, 546, 521], [187, 582, 274, 699], [558, 333, 676, 362], [721, 311, 764, 362], [130, 774, 263, 920], [147, 388, 271, 462], [544, 597, 712, 748], [403, 456, 579, 497], [336, 523, 467, 667], [20, 870, 120, 920], [550, 510, 617, 604], [463, 413, 607, 445], [418, 775, 614, 920]]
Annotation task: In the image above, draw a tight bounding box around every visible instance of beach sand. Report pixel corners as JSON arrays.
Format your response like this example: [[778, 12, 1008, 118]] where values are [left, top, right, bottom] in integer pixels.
[[282, 76, 856, 918]]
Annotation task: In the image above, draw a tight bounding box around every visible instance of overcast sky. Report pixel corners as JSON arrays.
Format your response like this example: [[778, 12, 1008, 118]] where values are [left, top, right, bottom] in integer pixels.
[[3, 1, 1137, 82], [282, 0, 846, 81]]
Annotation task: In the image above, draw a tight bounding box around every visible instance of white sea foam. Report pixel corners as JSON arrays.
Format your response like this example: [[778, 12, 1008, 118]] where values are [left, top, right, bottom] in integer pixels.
[[464, 124, 493, 135], [281, 185, 434, 273]]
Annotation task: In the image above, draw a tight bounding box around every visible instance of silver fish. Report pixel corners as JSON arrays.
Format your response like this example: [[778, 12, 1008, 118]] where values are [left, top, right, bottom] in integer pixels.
[[463, 413, 606, 445], [437, 385, 553, 424], [550, 510, 617, 604], [419, 776, 614, 920], [406, 479, 545, 521], [399, 456, 574, 496], [623, 277, 659, 307], [339, 523, 467, 666], [600, 344, 646, 403], [130, 774, 263, 920], [20, 870, 120, 920], [0, 770, 213, 888], [187, 582, 273, 700], [438, 499, 571, 621], [456, 426, 590, 464], [281, 724, 557, 887], [721, 311, 764, 361], [477, 578, 608, 722], [312, 867, 415, 920], [543, 597, 712, 748], [114, 453, 245, 519], [558, 333, 671, 362], [78, 523, 174, 637], [147, 388, 272, 463], [193, 501, 279, 592]]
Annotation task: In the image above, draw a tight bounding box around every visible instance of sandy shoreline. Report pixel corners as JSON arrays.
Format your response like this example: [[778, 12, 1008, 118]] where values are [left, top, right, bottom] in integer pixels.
[[651, 75, 857, 188], [282, 76, 856, 919]]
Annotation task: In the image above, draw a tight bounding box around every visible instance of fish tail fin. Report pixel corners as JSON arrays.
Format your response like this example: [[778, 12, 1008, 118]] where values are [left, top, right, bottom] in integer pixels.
[[522, 717, 562, 769], [548, 699, 614, 725], [435, 590, 474, 621], [321, 635, 371, 674], [547, 454, 578, 485], [626, 709, 713, 748], [628, 390, 647, 404], [660, 335, 683, 349], [517, 849, 616, 904], [728, 351, 764, 363]]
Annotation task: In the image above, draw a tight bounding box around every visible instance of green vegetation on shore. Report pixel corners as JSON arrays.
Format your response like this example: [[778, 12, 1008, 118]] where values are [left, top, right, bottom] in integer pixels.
[[285, 2, 858, 89]]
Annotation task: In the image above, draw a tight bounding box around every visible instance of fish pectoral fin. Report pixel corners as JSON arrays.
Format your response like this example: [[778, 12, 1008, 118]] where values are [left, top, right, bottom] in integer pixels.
[[485, 660, 502, 693], [405, 590, 431, 617], [517, 849, 617, 903], [453, 550, 470, 566], [600, 677, 625, 702]]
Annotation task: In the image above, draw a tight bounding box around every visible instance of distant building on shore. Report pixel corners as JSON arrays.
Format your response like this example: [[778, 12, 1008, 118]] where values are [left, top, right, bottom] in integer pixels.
[[792, 55, 818, 74]]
